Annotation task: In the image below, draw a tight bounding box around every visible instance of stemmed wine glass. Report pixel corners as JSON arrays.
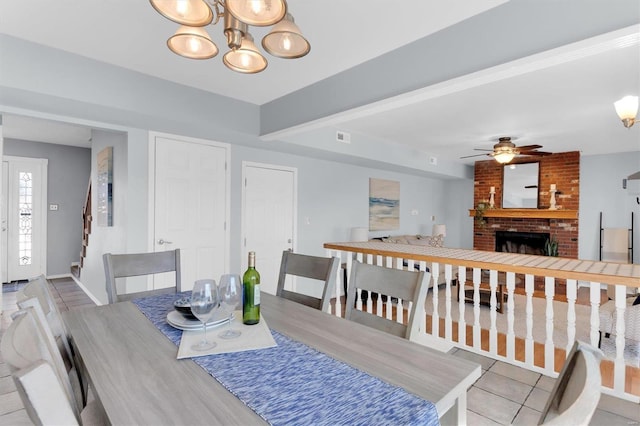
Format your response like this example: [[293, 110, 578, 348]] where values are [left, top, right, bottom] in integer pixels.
[[218, 274, 242, 339], [190, 279, 219, 351]]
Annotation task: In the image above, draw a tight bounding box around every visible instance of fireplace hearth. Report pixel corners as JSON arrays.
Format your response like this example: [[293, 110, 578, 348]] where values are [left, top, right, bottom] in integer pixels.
[[495, 231, 550, 255]]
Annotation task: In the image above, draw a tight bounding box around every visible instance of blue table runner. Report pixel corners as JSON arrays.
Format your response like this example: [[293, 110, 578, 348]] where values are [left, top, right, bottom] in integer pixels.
[[134, 293, 439, 426]]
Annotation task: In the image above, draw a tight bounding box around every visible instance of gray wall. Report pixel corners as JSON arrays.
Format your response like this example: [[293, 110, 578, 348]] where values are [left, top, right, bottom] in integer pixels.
[[3, 139, 91, 275], [579, 151, 640, 262], [229, 144, 460, 270]]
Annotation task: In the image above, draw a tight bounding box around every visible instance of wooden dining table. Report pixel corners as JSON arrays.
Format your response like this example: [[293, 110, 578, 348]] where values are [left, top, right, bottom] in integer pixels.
[[64, 292, 480, 425]]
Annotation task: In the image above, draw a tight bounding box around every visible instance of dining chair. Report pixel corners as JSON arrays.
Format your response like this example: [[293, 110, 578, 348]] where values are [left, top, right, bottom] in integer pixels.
[[1, 307, 81, 420], [17, 297, 87, 407], [16, 276, 73, 368], [276, 251, 340, 312], [538, 340, 603, 425], [103, 249, 181, 304], [13, 360, 82, 426], [345, 261, 430, 340]]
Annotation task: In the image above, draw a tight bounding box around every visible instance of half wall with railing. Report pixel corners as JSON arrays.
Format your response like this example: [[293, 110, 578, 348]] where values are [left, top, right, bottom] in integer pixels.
[[324, 241, 640, 402]]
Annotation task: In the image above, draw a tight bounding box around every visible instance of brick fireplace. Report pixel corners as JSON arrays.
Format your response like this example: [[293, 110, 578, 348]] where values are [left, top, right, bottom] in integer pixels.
[[471, 151, 580, 259]]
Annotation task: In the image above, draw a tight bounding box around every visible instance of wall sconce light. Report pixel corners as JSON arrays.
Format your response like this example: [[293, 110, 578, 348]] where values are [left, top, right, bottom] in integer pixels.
[[614, 95, 638, 128]]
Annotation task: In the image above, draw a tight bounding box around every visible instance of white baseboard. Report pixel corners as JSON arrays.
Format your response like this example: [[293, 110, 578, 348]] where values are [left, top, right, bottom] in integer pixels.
[[69, 274, 104, 306], [48, 272, 103, 306]]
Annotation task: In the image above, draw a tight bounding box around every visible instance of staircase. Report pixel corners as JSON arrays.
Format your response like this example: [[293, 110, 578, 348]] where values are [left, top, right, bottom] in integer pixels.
[[78, 181, 92, 276]]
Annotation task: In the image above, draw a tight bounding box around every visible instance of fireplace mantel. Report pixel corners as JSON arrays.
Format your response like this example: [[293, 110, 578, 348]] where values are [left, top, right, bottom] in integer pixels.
[[468, 208, 578, 219]]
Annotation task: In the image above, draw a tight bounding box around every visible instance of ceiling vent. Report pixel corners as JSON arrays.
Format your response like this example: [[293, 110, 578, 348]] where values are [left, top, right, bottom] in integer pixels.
[[336, 131, 351, 144]]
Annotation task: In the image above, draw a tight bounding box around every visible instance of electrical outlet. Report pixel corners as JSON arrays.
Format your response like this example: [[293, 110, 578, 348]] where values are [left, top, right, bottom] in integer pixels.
[[429, 156, 438, 166], [49, 204, 59, 211], [411, 209, 419, 216]]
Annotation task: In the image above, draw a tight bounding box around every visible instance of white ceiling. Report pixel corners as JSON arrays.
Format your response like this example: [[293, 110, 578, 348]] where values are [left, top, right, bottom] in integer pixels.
[[0, 1, 638, 166]]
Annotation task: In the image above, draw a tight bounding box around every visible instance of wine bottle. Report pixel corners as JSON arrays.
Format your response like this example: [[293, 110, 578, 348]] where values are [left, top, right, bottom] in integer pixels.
[[242, 251, 261, 325]]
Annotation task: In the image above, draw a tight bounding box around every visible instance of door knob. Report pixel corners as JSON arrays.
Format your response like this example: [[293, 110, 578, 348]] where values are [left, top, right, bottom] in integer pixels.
[[158, 238, 173, 245]]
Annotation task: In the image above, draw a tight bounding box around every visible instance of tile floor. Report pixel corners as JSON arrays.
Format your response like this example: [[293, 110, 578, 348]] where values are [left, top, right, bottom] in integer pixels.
[[450, 348, 640, 425], [0, 277, 639, 425]]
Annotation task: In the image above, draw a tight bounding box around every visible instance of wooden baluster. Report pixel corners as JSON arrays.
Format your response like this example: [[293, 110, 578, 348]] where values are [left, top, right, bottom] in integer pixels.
[[431, 262, 440, 338], [419, 261, 428, 337], [524, 274, 534, 368], [444, 264, 453, 341], [613, 284, 627, 394], [489, 269, 498, 355], [366, 254, 373, 314], [354, 253, 363, 311], [544, 276, 555, 373], [565, 279, 577, 354], [406, 259, 415, 271], [589, 281, 601, 347], [396, 298, 404, 324], [472, 267, 481, 350], [457, 266, 467, 348], [506, 271, 515, 360], [327, 249, 342, 316], [392, 257, 403, 322]]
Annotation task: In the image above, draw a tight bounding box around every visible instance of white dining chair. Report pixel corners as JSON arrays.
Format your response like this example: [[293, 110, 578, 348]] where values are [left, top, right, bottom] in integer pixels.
[[276, 251, 340, 312], [103, 249, 182, 304], [17, 276, 73, 368], [17, 297, 86, 409], [0, 307, 106, 424], [17, 275, 91, 406], [538, 340, 603, 425], [13, 360, 82, 426], [345, 261, 430, 340]]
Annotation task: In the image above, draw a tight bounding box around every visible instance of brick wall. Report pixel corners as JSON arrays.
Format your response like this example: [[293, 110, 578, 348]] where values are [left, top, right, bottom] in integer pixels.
[[473, 152, 580, 258]]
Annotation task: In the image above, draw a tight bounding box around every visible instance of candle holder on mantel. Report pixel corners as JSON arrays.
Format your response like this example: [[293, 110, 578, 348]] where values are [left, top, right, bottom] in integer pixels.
[[489, 186, 496, 208], [549, 184, 557, 210]]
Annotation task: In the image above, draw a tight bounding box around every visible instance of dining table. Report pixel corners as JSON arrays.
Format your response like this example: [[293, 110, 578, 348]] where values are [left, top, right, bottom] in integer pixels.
[[63, 292, 481, 425]]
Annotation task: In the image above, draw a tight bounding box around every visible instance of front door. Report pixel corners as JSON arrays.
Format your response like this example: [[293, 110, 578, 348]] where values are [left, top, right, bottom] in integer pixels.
[[2, 156, 48, 282], [152, 134, 229, 291], [241, 162, 296, 295]]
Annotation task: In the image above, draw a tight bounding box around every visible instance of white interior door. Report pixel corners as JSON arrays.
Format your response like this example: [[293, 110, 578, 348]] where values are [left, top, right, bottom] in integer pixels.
[[152, 135, 229, 292], [242, 162, 296, 295], [2, 157, 47, 282], [1, 162, 8, 283]]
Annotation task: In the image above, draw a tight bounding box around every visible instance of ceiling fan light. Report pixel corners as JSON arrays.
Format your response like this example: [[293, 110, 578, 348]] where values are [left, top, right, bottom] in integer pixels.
[[493, 151, 516, 164], [225, 0, 287, 26], [614, 95, 638, 128], [262, 13, 310, 58], [149, 0, 213, 27], [168, 26, 218, 59], [223, 34, 268, 73]]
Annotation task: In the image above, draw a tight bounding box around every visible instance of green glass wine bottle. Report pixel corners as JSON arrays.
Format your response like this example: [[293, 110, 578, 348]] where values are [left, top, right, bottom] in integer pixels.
[[242, 251, 260, 325]]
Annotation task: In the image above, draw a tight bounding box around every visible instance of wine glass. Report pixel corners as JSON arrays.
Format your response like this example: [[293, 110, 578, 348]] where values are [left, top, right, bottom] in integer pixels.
[[190, 279, 219, 351], [218, 274, 242, 339]]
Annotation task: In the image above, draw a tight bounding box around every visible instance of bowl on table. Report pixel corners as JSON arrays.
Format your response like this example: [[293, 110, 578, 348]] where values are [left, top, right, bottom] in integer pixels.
[[173, 297, 197, 320]]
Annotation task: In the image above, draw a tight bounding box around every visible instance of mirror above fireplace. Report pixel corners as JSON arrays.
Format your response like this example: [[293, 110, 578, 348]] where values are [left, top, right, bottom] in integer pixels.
[[502, 162, 539, 208]]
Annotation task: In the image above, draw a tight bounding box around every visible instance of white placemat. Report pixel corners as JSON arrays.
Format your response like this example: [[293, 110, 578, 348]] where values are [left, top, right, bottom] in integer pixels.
[[177, 311, 277, 359]]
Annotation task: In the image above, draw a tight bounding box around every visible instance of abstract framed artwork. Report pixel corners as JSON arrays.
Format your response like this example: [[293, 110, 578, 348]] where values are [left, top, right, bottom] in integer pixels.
[[369, 178, 400, 231], [97, 146, 113, 226]]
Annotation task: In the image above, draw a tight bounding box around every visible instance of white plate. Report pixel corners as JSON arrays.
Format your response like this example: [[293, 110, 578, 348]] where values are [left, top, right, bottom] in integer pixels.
[[166, 310, 232, 331]]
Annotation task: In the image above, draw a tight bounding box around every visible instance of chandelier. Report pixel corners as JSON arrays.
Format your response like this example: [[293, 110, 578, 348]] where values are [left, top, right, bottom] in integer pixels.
[[149, 0, 310, 74]]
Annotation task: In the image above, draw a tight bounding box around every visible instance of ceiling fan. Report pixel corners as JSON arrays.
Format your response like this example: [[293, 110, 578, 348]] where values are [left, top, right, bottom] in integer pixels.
[[460, 137, 552, 164]]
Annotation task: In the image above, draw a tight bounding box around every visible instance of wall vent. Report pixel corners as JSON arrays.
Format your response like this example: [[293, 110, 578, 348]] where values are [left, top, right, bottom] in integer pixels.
[[336, 131, 351, 143]]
